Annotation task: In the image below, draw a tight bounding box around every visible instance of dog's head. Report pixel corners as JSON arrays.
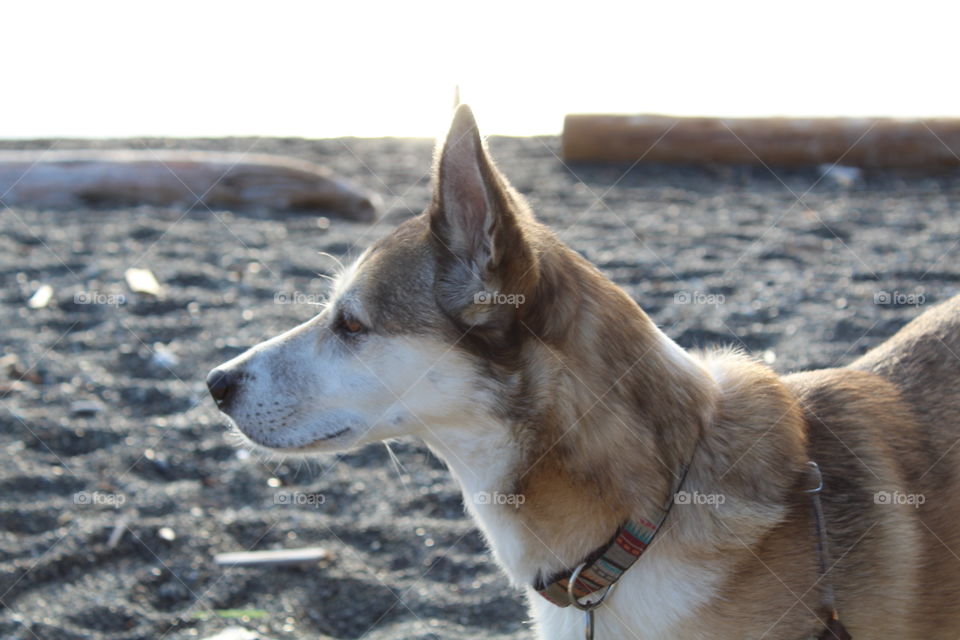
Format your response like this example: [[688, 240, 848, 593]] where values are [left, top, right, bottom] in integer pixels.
[[207, 105, 555, 453]]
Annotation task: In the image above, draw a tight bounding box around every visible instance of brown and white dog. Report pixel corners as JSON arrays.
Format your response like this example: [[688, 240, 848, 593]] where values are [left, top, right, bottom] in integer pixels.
[[207, 105, 960, 639]]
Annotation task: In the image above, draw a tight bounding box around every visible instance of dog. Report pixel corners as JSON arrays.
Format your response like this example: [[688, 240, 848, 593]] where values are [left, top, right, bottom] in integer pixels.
[[208, 105, 960, 639]]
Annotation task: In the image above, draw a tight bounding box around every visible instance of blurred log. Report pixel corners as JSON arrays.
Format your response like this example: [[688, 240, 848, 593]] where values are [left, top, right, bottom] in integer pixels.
[[0, 150, 381, 221], [562, 115, 960, 168]]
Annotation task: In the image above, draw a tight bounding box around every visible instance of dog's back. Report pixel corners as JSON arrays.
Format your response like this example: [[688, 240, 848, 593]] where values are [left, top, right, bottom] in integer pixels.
[[852, 293, 960, 431], [782, 294, 960, 637]]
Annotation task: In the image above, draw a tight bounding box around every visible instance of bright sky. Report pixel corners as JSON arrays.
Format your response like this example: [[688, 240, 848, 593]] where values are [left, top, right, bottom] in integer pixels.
[[3, 0, 957, 139]]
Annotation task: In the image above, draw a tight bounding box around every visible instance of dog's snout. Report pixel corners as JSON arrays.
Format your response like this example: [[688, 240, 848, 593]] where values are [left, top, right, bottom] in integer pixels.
[[206, 367, 239, 410]]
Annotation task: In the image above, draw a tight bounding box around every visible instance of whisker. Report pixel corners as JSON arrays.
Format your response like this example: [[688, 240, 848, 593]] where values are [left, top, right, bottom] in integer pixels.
[[384, 440, 409, 491], [317, 251, 345, 273]]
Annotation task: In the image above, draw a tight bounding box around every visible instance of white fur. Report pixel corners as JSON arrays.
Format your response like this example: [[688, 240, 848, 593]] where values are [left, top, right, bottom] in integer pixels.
[[653, 322, 712, 382], [418, 418, 534, 578]]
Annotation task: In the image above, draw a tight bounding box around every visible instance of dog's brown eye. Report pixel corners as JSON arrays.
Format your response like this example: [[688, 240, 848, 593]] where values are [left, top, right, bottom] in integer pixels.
[[336, 312, 366, 336]]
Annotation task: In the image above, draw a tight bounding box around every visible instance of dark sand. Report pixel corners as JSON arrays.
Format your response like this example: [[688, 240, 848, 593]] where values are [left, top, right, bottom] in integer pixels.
[[1, 135, 958, 639]]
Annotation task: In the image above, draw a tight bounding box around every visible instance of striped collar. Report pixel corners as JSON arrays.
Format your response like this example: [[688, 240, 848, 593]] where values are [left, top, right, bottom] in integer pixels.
[[534, 457, 694, 608]]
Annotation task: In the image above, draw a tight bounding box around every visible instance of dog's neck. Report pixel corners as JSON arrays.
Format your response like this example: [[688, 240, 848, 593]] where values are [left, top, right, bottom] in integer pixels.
[[424, 247, 808, 597], [423, 324, 709, 587]]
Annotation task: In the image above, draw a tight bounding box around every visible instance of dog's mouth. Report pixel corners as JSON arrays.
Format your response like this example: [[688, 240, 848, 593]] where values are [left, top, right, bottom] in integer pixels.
[[230, 416, 358, 453], [304, 426, 352, 445], [273, 425, 355, 453]]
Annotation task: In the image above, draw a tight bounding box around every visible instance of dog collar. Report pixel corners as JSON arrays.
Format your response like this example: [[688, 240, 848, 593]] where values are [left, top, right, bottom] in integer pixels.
[[534, 457, 694, 609]]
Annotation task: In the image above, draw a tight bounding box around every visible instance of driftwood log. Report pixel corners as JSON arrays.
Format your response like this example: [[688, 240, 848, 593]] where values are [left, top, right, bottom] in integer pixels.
[[562, 115, 960, 168], [0, 150, 381, 221]]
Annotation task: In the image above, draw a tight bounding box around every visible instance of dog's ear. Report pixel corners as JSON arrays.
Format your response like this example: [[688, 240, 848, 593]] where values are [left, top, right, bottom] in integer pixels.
[[433, 104, 508, 273], [430, 105, 536, 329]]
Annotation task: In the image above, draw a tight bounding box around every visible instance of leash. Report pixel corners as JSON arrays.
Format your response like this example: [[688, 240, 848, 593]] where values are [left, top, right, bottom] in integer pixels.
[[534, 458, 851, 640], [806, 461, 852, 640]]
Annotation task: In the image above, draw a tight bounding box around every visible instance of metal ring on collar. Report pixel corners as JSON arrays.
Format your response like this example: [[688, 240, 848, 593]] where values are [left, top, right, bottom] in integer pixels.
[[566, 562, 615, 611]]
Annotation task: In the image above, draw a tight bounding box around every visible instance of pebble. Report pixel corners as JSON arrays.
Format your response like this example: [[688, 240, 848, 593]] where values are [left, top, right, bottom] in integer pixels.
[[27, 284, 53, 309], [817, 163, 862, 188], [70, 400, 103, 417], [200, 627, 264, 640], [150, 345, 179, 368]]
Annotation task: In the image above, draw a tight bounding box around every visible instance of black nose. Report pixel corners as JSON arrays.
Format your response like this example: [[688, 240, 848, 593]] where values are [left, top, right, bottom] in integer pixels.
[[206, 367, 238, 409]]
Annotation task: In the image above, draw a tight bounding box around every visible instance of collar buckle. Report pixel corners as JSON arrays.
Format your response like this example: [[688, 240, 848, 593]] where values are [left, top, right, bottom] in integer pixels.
[[567, 562, 615, 611]]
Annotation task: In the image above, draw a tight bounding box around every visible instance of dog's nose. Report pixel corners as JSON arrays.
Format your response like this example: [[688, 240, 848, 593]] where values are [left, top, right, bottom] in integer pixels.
[[206, 367, 238, 409]]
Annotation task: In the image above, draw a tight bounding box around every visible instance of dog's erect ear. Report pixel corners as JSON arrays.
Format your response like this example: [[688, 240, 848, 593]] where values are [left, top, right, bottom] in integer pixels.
[[433, 105, 505, 271], [430, 105, 536, 328]]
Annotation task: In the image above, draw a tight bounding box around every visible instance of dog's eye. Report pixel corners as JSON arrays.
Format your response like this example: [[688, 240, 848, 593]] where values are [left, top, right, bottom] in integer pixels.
[[336, 312, 366, 336]]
